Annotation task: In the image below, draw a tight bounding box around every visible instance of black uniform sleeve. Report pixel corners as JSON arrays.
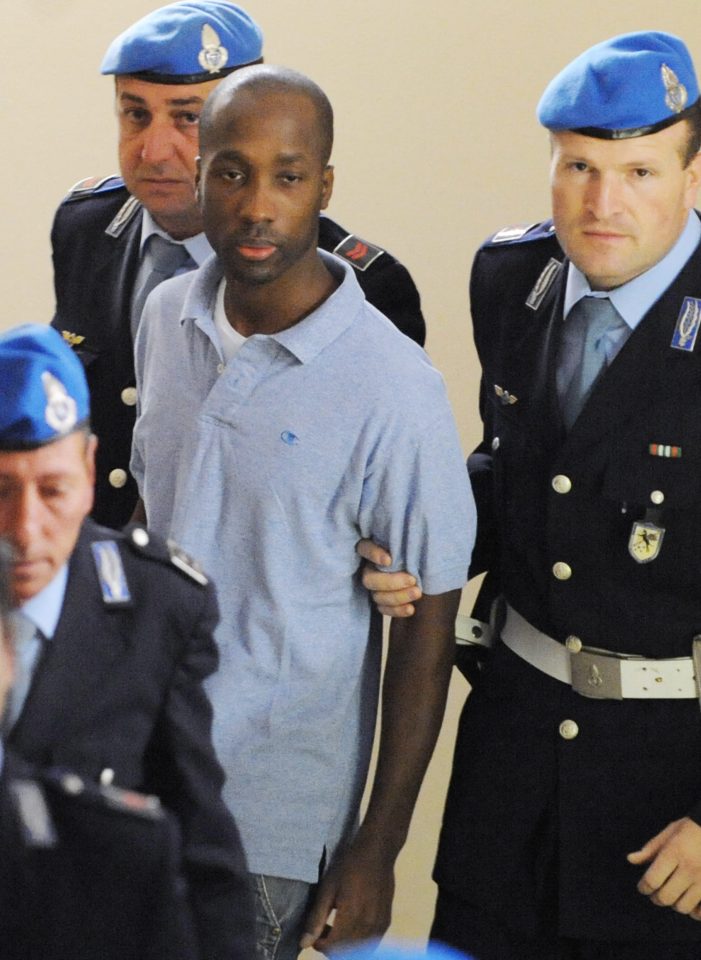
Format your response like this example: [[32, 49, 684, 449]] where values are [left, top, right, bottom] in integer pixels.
[[142, 579, 255, 960], [317, 215, 426, 346]]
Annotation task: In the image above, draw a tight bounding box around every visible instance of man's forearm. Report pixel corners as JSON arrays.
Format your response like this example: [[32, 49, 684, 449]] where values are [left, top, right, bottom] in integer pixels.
[[359, 588, 461, 855]]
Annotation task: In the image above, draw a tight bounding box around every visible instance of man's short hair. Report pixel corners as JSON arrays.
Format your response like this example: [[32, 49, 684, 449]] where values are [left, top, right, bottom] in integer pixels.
[[200, 64, 334, 167]]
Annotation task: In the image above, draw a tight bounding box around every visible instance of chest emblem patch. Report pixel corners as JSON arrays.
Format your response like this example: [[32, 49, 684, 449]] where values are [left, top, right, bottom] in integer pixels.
[[628, 520, 665, 564]]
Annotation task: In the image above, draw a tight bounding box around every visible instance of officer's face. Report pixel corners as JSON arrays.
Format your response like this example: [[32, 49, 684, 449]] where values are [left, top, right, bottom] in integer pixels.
[[197, 89, 333, 289], [0, 433, 96, 604], [116, 76, 222, 240], [550, 123, 701, 290]]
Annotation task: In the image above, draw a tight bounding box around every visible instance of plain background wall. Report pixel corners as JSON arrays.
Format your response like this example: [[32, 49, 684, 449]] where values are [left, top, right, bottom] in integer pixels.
[[3, 0, 699, 948]]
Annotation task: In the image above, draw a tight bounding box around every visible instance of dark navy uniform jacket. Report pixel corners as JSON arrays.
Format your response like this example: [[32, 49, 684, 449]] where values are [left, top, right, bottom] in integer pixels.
[[7, 518, 254, 960], [434, 218, 701, 942], [50, 178, 426, 529], [0, 751, 198, 960]]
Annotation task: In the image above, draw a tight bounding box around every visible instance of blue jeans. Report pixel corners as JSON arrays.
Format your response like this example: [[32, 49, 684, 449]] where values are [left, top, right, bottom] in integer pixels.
[[252, 874, 316, 960]]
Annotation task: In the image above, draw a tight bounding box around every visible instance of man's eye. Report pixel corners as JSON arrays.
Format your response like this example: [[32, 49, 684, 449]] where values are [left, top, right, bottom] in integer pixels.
[[634, 168, 652, 178], [177, 112, 200, 126]]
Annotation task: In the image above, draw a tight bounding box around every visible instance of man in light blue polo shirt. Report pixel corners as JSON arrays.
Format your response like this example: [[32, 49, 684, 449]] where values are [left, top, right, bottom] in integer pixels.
[[132, 65, 474, 959]]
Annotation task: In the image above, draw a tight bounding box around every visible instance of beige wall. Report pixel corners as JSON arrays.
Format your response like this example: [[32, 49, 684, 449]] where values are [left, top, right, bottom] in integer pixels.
[[3, 0, 698, 947]]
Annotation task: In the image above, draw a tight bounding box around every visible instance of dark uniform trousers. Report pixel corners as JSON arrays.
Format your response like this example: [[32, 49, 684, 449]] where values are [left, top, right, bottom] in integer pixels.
[[432, 217, 701, 958], [0, 751, 198, 960], [7, 518, 254, 960], [50, 177, 426, 529]]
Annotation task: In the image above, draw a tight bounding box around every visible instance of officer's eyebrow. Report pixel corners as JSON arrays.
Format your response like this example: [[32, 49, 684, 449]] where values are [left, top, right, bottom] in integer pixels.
[[118, 92, 208, 107]]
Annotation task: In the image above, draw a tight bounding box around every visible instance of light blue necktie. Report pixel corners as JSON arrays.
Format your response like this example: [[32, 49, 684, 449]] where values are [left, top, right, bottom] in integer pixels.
[[560, 296, 627, 430], [3, 611, 43, 733], [131, 235, 193, 338]]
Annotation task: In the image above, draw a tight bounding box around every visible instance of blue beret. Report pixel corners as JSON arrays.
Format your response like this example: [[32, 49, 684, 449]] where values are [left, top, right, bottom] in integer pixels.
[[101, 1, 263, 85], [333, 941, 473, 960], [537, 31, 700, 138], [0, 325, 90, 451]]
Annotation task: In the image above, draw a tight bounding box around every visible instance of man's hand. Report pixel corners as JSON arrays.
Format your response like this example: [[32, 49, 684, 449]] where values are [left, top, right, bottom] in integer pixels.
[[355, 539, 422, 617], [628, 817, 701, 918], [300, 834, 394, 954]]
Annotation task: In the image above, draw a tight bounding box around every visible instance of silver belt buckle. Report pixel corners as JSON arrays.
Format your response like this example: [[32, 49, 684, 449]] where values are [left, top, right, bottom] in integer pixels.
[[570, 649, 623, 700]]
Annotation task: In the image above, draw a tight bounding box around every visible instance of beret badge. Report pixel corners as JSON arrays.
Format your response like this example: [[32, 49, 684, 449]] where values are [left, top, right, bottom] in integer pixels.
[[198, 23, 229, 74], [42, 371, 78, 435], [662, 63, 688, 114]]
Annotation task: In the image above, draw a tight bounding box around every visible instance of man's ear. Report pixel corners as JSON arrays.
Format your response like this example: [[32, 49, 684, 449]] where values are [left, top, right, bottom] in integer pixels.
[[320, 165, 334, 211]]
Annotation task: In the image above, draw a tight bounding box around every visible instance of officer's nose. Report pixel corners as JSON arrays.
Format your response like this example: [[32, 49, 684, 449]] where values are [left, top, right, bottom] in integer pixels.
[[139, 121, 177, 165], [586, 173, 624, 221]]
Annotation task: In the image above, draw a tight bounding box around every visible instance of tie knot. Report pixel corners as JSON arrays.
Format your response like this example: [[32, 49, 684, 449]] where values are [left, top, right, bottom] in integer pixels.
[[147, 234, 191, 275]]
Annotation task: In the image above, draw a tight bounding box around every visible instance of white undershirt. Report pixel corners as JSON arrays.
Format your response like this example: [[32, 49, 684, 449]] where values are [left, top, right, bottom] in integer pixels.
[[213, 278, 246, 363]]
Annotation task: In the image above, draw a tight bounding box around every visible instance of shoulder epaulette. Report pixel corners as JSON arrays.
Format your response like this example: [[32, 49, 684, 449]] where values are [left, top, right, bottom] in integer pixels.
[[332, 233, 385, 272], [484, 220, 556, 247], [124, 525, 209, 586], [64, 174, 126, 200]]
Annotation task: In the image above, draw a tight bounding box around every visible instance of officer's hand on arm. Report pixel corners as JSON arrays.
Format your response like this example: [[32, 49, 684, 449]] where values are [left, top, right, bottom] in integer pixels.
[[355, 539, 422, 617], [300, 589, 460, 953], [628, 817, 701, 918]]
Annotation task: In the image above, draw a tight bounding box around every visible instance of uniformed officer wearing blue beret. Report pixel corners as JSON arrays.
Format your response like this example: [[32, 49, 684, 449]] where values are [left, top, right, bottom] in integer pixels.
[[0, 325, 254, 959], [0, 539, 201, 960], [50, 0, 426, 531], [361, 31, 701, 960]]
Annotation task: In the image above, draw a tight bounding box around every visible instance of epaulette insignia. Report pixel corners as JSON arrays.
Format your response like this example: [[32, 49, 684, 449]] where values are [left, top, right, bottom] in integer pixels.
[[671, 297, 701, 352], [333, 234, 384, 272], [167, 539, 209, 586], [10, 780, 57, 848], [100, 784, 163, 820], [60, 330, 86, 348], [491, 223, 537, 243], [105, 195, 141, 238], [526, 258, 563, 311], [67, 174, 122, 197], [91, 540, 132, 605]]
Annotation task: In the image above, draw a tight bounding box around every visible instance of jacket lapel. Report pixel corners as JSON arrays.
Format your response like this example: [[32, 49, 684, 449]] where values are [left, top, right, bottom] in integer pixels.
[[9, 522, 132, 756], [564, 240, 701, 455]]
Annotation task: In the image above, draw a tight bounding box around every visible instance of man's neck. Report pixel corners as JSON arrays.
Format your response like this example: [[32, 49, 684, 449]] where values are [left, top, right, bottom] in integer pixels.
[[223, 257, 339, 337]]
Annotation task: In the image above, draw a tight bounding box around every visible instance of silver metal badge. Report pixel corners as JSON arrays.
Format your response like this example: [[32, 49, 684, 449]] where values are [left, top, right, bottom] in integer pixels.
[[42, 371, 77, 434], [198, 24, 229, 74], [167, 539, 209, 586], [526, 258, 563, 311], [661, 64, 688, 115], [91, 541, 131, 604], [628, 520, 665, 564], [671, 297, 701, 352], [494, 384, 518, 406]]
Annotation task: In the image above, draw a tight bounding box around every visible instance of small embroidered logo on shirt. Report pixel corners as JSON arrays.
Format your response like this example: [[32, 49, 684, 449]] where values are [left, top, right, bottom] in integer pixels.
[[281, 431, 300, 445]]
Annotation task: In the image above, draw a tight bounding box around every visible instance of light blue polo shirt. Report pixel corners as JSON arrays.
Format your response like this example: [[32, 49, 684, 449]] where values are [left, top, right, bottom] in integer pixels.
[[132, 251, 474, 881]]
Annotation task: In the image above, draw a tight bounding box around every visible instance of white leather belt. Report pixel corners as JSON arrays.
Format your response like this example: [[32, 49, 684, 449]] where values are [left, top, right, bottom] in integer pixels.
[[501, 604, 698, 700]]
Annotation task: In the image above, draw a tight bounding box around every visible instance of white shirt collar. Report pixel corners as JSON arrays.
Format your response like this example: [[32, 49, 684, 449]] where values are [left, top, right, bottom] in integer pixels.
[[18, 564, 69, 640]]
